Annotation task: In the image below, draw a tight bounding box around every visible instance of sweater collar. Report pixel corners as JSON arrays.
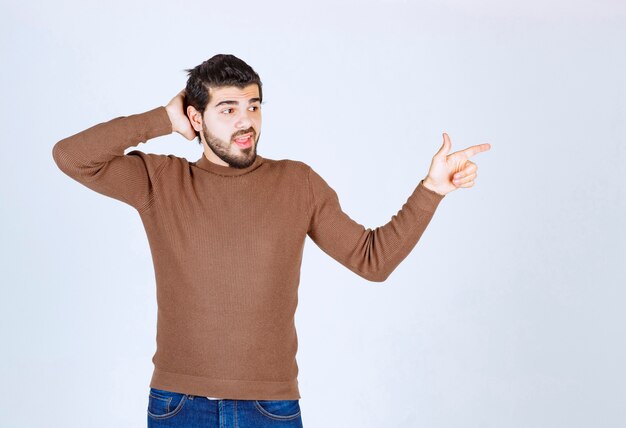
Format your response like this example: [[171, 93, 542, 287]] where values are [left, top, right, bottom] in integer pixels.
[[194, 152, 265, 177]]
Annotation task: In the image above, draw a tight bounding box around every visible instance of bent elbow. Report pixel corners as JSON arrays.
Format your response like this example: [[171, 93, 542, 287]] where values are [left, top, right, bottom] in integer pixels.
[[52, 140, 73, 174], [52, 139, 101, 181], [358, 268, 392, 283]]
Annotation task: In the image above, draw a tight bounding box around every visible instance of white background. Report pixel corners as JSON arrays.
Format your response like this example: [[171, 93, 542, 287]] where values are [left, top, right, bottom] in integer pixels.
[[1, 0, 625, 427]]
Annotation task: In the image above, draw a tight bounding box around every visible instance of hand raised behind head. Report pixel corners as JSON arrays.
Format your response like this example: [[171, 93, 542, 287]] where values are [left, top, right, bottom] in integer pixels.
[[165, 89, 197, 141]]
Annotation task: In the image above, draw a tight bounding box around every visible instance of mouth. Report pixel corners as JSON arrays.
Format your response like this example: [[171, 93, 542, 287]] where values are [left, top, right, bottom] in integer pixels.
[[233, 133, 254, 148]]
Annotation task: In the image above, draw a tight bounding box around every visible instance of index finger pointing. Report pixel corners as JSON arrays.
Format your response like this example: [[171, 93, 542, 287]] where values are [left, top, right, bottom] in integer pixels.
[[463, 143, 491, 158]]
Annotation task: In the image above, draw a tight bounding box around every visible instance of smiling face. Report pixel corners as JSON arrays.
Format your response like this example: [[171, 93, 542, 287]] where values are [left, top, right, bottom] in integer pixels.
[[194, 84, 262, 168]]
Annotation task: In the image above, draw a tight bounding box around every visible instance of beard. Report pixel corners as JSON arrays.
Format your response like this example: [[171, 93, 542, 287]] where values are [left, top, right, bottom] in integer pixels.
[[201, 121, 259, 169]]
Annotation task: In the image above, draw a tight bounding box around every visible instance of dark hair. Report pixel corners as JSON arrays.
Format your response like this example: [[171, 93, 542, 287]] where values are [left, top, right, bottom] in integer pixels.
[[184, 54, 263, 144]]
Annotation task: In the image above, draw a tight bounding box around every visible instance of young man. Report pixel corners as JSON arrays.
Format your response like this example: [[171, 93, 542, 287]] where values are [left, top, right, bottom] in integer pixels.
[[52, 54, 490, 427]]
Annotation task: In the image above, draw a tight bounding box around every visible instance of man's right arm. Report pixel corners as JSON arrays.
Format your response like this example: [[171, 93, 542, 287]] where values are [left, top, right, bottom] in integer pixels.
[[52, 106, 173, 213]]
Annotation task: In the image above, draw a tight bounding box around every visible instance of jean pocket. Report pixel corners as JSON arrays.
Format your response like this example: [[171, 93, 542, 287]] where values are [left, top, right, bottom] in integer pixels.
[[253, 399, 301, 420], [147, 387, 189, 419]]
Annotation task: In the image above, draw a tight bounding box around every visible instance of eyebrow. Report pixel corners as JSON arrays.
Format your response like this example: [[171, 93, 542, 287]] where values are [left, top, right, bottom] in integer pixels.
[[214, 97, 261, 108]]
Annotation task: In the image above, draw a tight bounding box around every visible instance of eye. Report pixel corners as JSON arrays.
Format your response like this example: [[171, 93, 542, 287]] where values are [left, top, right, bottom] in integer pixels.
[[221, 108, 234, 114], [249, 105, 260, 111]]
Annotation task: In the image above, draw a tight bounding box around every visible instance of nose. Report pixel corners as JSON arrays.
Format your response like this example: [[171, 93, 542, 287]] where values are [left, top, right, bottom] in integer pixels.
[[235, 109, 254, 129]]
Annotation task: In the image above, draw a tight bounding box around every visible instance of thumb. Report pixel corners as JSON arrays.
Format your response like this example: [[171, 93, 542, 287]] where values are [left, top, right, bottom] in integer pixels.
[[435, 132, 452, 159]]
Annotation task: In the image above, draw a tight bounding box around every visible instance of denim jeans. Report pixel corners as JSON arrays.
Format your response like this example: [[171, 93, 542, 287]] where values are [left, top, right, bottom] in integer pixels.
[[147, 387, 303, 427]]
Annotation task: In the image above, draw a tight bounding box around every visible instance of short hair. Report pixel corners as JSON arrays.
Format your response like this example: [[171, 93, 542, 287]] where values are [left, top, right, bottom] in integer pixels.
[[184, 54, 263, 144]]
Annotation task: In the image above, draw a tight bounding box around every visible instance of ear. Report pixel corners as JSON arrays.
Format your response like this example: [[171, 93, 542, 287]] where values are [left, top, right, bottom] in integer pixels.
[[187, 105, 203, 133]]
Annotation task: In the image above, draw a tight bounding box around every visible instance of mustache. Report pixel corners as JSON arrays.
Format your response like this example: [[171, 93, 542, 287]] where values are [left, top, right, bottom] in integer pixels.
[[233, 129, 256, 139]]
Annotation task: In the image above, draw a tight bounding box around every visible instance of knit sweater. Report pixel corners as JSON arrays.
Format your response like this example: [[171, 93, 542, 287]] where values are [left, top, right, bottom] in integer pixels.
[[52, 106, 445, 400]]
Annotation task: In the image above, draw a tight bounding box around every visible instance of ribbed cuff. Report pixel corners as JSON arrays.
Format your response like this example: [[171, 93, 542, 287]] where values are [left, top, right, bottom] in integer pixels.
[[135, 106, 173, 142], [415, 179, 446, 212]]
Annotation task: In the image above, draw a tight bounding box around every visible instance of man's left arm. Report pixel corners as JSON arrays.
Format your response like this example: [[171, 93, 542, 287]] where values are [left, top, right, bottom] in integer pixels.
[[306, 167, 445, 282], [305, 132, 491, 282]]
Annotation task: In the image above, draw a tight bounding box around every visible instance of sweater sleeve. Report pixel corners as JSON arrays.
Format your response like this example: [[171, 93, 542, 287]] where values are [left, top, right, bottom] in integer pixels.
[[52, 106, 173, 213], [306, 166, 445, 282]]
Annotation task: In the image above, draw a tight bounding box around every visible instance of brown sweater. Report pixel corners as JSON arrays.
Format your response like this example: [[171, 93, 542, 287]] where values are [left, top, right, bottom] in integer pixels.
[[52, 106, 445, 400]]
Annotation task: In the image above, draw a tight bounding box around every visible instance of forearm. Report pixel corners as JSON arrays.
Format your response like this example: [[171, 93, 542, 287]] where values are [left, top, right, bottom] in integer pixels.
[[356, 179, 445, 281], [422, 175, 447, 196], [52, 106, 172, 179]]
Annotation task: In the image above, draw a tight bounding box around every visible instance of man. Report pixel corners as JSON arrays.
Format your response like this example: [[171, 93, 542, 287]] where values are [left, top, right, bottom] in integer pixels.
[[52, 54, 490, 427]]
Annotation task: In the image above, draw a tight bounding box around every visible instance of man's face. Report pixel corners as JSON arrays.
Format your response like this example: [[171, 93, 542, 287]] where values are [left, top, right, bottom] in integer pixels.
[[199, 84, 262, 168]]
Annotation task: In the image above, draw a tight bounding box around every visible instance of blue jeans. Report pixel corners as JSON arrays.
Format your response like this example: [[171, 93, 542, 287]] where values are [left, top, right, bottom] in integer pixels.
[[147, 387, 304, 427]]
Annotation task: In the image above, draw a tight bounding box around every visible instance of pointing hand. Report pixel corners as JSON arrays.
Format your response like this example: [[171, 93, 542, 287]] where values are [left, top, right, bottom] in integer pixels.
[[423, 133, 491, 196]]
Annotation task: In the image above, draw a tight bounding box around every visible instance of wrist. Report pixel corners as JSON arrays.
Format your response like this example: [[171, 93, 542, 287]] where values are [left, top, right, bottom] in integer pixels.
[[164, 105, 176, 132], [422, 176, 446, 196]]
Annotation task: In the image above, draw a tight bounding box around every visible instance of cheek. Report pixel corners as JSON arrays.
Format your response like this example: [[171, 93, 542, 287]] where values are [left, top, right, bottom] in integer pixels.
[[208, 122, 232, 140]]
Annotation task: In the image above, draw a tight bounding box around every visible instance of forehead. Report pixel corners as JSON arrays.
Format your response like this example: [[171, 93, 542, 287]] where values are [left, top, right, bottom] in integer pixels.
[[210, 84, 259, 104]]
